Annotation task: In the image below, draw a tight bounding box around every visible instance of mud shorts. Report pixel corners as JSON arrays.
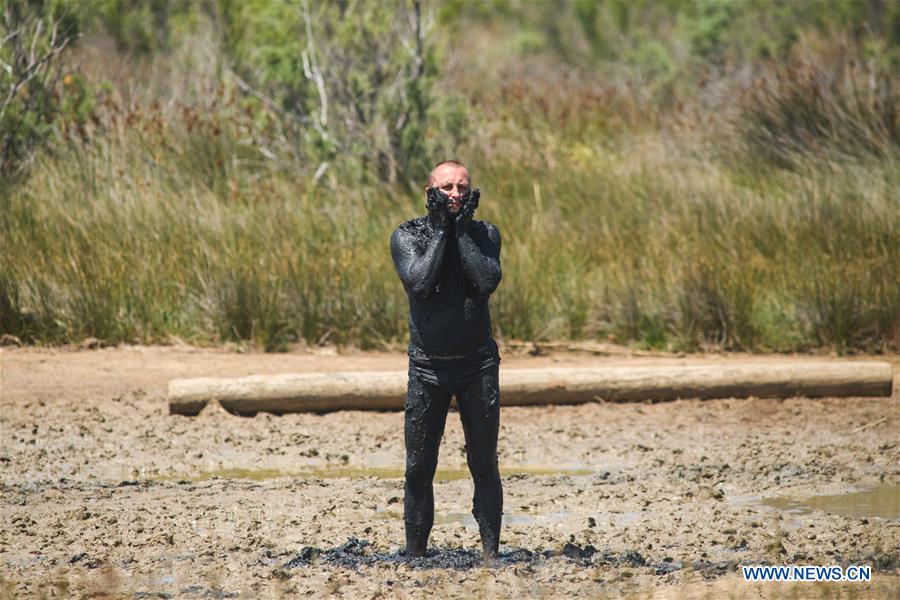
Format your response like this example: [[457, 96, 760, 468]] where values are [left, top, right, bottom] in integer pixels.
[[407, 341, 501, 391]]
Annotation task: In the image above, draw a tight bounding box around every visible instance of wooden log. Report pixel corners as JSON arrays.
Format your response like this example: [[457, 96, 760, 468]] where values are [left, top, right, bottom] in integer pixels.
[[168, 361, 893, 416], [498, 362, 893, 405], [170, 371, 407, 415]]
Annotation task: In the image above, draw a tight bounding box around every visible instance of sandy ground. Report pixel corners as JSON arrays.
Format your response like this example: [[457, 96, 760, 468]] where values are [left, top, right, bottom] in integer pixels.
[[1, 345, 898, 598]]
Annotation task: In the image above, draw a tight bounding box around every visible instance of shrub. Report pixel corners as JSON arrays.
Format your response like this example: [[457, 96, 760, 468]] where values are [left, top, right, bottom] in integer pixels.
[[0, 0, 83, 180], [741, 36, 900, 167]]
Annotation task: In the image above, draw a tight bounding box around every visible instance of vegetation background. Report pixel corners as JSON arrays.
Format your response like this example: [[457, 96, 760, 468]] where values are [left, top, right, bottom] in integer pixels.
[[1, 0, 898, 353]]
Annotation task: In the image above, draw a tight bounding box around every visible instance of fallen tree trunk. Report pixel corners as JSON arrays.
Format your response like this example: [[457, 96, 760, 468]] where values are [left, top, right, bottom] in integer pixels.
[[168, 361, 893, 416]]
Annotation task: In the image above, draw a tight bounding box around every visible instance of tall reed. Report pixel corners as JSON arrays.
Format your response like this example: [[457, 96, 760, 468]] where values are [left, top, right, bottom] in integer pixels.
[[2, 101, 897, 353], [2, 25, 898, 354]]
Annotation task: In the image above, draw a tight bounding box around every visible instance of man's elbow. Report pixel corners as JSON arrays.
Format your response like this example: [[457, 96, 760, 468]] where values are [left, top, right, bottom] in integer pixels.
[[411, 286, 432, 299], [478, 269, 502, 296], [407, 278, 433, 298]]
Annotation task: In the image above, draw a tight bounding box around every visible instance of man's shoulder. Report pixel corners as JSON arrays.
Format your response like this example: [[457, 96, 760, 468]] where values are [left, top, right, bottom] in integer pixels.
[[472, 220, 501, 239], [473, 219, 499, 231], [391, 216, 428, 243], [394, 216, 428, 235]]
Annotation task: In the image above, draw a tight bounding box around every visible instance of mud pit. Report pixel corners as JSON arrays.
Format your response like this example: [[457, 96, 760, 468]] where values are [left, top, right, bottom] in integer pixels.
[[2, 346, 898, 598]]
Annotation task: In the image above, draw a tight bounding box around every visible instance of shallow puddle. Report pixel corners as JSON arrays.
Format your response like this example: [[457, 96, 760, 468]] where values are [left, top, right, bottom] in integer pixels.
[[161, 464, 594, 483], [761, 485, 900, 520]]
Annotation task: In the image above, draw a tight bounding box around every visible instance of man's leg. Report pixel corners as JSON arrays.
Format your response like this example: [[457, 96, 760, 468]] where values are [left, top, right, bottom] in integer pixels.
[[456, 364, 502, 558], [404, 368, 452, 557]]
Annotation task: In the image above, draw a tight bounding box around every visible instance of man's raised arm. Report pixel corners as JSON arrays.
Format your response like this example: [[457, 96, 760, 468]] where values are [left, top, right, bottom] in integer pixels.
[[457, 223, 502, 297], [391, 226, 449, 298]]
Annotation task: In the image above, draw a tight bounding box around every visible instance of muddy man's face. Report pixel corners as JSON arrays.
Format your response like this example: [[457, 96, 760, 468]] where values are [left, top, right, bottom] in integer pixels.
[[427, 164, 470, 215]]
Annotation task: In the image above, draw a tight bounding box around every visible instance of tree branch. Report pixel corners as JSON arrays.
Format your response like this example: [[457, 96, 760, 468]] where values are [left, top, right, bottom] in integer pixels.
[[300, 0, 329, 134]]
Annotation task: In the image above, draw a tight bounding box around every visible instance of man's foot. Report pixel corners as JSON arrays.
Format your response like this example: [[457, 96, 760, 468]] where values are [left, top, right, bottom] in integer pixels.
[[481, 548, 500, 567]]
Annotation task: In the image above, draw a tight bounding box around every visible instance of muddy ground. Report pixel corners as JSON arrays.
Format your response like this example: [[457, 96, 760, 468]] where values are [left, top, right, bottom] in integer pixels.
[[1, 345, 898, 598]]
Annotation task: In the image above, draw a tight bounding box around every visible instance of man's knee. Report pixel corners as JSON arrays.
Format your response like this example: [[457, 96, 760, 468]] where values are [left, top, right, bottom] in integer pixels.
[[484, 381, 500, 408], [405, 456, 437, 488], [466, 452, 499, 482], [461, 371, 500, 418]]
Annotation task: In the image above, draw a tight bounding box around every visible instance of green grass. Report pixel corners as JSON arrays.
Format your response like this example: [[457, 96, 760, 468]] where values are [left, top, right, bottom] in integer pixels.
[[2, 19, 898, 354], [2, 101, 897, 353]]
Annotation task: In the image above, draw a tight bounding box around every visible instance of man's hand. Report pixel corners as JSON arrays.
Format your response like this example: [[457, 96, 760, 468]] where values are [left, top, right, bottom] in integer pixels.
[[426, 187, 452, 231], [454, 188, 480, 237]]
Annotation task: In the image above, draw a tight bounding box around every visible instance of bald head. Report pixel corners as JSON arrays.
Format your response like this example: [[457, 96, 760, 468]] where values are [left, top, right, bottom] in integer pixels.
[[427, 160, 469, 187], [426, 161, 470, 214]]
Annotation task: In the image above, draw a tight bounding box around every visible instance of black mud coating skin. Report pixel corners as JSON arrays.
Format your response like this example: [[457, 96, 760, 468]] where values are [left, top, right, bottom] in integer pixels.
[[390, 187, 504, 559]]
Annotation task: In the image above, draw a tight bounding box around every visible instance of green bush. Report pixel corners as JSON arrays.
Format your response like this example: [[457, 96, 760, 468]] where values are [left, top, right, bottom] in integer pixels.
[[741, 38, 900, 167], [0, 0, 84, 180], [219, 0, 466, 188], [2, 0, 898, 354]]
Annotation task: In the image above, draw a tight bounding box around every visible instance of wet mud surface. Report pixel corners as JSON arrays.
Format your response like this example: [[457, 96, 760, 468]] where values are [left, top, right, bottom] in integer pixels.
[[1, 346, 899, 598]]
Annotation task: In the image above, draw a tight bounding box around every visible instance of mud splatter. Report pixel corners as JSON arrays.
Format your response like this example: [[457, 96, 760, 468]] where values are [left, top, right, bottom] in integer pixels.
[[278, 538, 684, 573]]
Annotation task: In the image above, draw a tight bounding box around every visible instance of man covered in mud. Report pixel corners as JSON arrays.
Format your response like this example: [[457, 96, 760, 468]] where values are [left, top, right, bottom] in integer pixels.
[[390, 160, 503, 559]]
